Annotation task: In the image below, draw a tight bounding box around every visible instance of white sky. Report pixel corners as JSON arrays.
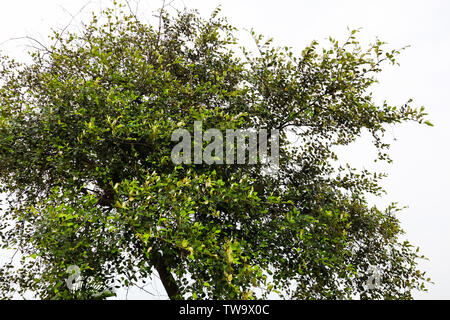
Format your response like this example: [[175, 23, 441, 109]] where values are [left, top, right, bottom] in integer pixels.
[[0, 0, 449, 299]]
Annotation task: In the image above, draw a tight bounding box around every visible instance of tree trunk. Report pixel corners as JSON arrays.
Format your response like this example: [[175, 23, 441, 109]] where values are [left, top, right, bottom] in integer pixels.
[[154, 252, 180, 300]]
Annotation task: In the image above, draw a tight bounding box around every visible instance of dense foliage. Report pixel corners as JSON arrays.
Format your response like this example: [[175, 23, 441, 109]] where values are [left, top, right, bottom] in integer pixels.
[[0, 4, 430, 299]]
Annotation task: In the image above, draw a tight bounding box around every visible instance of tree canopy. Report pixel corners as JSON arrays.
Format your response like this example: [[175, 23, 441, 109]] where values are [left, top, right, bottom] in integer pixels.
[[0, 3, 431, 299]]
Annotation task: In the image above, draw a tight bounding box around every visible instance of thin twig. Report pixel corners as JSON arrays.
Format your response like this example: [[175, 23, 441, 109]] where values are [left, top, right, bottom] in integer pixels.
[[54, 1, 92, 48], [0, 36, 51, 53]]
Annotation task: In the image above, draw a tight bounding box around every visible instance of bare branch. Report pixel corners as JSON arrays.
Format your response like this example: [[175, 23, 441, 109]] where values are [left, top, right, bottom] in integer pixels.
[[53, 1, 92, 48], [0, 36, 52, 54]]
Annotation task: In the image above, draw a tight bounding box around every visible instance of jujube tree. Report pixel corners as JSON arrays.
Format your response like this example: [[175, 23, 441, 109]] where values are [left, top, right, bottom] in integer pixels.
[[0, 3, 430, 299]]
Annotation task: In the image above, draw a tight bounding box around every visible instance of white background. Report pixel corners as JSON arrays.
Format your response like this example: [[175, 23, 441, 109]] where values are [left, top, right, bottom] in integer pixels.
[[0, 0, 448, 299]]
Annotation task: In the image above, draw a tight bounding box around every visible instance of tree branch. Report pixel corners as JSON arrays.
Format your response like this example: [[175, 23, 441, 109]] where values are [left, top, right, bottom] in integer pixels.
[[154, 251, 180, 299]]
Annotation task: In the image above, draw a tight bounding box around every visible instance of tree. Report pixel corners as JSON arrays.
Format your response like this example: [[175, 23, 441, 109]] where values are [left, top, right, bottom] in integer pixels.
[[0, 3, 431, 299]]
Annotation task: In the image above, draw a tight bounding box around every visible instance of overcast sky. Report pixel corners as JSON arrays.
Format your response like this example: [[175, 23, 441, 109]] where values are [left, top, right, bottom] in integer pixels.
[[0, 0, 449, 299]]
